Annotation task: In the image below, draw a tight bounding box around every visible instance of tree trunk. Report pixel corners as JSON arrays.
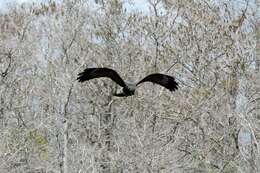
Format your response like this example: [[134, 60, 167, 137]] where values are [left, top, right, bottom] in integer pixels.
[[62, 85, 73, 173]]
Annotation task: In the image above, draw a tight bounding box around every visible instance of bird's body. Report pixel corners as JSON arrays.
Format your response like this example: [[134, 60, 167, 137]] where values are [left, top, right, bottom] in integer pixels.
[[77, 67, 178, 97], [116, 82, 136, 97]]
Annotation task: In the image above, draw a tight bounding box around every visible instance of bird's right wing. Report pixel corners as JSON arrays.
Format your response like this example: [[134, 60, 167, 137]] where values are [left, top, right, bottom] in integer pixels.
[[137, 73, 178, 92], [77, 68, 126, 88]]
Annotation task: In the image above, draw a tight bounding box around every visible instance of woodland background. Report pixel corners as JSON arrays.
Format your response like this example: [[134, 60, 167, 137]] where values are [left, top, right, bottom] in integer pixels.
[[0, 0, 259, 172]]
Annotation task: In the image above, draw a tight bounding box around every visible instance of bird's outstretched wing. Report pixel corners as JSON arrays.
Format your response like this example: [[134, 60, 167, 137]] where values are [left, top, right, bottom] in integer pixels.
[[137, 73, 178, 91], [77, 68, 126, 88]]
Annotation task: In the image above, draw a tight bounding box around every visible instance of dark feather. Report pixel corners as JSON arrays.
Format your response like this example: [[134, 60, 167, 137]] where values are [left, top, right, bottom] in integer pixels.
[[113, 92, 128, 97], [77, 68, 126, 88], [137, 73, 178, 91]]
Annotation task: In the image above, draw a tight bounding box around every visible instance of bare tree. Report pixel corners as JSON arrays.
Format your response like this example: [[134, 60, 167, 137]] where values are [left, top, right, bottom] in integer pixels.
[[0, 0, 258, 172]]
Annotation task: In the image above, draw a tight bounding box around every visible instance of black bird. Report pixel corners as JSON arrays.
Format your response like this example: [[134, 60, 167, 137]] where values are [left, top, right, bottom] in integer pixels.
[[77, 67, 178, 97]]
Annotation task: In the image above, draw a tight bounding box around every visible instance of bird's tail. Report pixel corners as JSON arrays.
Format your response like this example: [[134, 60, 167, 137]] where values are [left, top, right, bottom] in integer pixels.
[[113, 92, 128, 97]]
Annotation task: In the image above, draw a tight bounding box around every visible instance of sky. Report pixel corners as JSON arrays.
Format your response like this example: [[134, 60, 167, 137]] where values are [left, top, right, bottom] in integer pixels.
[[0, 0, 38, 6], [0, 0, 41, 11], [0, 0, 256, 15], [0, 0, 150, 13], [0, 0, 147, 8]]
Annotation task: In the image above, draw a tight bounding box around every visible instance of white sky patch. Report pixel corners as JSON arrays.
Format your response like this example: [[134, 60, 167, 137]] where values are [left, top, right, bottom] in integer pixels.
[[0, 0, 256, 16], [87, 0, 150, 14], [16, 0, 33, 3], [124, 0, 150, 14], [0, 0, 42, 9], [0, 0, 151, 14]]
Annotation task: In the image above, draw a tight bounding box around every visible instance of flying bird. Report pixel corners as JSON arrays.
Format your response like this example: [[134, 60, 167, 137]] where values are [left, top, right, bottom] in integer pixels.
[[77, 67, 178, 97]]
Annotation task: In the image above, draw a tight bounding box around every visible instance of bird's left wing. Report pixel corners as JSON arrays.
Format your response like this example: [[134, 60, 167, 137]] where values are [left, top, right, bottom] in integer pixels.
[[137, 73, 178, 91], [77, 68, 127, 88]]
